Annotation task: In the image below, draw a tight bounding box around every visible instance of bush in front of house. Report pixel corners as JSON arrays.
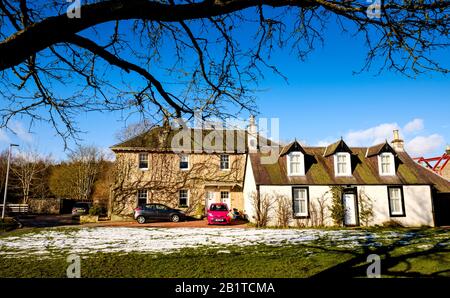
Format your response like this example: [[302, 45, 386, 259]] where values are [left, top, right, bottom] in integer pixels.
[[0, 217, 21, 231], [89, 205, 105, 216]]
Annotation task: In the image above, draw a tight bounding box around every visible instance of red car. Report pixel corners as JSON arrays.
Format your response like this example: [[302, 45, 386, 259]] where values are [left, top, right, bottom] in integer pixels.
[[207, 203, 231, 225]]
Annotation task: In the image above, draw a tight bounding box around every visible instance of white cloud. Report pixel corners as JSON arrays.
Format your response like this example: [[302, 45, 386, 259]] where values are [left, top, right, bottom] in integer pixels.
[[345, 123, 399, 147], [313, 118, 445, 156], [404, 118, 424, 134], [10, 121, 33, 143], [406, 134, 445, 157]]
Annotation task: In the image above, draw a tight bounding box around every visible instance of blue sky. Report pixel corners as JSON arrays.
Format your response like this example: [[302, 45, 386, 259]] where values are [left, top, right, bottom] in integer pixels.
[[0, 5, 449, 160]]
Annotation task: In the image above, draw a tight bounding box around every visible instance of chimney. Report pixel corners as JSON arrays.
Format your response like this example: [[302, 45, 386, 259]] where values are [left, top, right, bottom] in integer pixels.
[[247, 115, 258, 152], [446, 145, 450, 155], [391, 129, 405, 152]]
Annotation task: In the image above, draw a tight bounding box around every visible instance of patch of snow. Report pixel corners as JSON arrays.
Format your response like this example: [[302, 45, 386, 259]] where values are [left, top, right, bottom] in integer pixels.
[[0, 227, 411, 258]]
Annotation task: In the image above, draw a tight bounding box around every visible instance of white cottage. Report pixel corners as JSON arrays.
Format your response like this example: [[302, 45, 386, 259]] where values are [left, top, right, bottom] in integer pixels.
[[243, 133, 450, 227]]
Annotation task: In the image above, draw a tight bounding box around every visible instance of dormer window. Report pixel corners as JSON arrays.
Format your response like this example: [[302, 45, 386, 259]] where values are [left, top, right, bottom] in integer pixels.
[[379, 153, 395, 176], [334, 152, 351, 176], [287, 152, 305, 176]]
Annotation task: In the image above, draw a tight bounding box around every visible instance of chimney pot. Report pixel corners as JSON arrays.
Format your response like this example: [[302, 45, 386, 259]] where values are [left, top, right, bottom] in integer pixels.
[[446, 145, 450, 155], [391, 129, 405, 152]]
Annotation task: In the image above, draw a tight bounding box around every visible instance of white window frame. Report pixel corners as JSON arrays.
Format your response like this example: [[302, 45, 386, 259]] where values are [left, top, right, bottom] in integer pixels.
[[220, 154, 230, 170], [378, 152, 395, 176], [287, 152, 305, 176], [179, 154, 189, 171], [334, 152, 352, 177], [138, 153, 149, 170], [179, 189, 189, 207], [220, 191, 230, 201], [388, 187, 405, 217], [293, 187, 309, 218], [137, 189, 148, 206]]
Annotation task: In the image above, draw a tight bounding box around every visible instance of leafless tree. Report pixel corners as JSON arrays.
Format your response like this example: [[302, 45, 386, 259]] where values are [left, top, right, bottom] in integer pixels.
[[275, 194, 291, 228], [69, 145, 105, 201], [115, 119, 155, 142], [11, 149, 51, 204], [0, 0, 448, 144], [250, 191, 273, 227]]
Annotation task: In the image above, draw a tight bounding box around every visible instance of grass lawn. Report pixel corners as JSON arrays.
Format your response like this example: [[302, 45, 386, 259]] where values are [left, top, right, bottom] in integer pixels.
[[0, 227, 449, 278]]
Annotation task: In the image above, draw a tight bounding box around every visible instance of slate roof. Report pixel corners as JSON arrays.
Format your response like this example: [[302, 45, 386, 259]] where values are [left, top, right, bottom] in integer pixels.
[[366, 141, 397, 157], [111, 126, 275, 153], [250, 145, 450, 193]]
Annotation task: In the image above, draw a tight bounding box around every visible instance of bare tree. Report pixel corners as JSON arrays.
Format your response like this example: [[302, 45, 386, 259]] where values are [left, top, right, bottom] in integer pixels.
[[69, 146, 105, 201], [275, 194, 291, 228], [0, 1, 448, 143], [250, 191, 273, 227], [115, 120, 155, 142], [11, 149, 51, 204]]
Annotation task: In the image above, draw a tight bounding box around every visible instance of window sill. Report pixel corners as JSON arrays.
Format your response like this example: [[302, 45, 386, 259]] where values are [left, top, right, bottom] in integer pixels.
[[294, 215, 309, 219], [288, 173, 305, 177], [139, 168, 149, 171], [390, 214, 406, 218]]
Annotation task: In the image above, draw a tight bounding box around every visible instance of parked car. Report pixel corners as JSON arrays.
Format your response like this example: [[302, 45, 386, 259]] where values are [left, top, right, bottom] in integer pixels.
[[134, 203, 185, 224], [71, 202, 91, 217], [207, 203, 231, 225]]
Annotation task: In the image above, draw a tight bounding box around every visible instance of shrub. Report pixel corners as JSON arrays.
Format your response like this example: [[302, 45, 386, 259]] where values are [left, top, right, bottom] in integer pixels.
[[329, 186, 345, 227], [89, 205, 104, 216], [382, 220, 404, 228], [0, 217, 21, 231]]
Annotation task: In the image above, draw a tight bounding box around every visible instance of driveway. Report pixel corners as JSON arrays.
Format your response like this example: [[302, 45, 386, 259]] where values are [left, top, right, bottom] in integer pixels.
[[15, 214, 249, 229], [85, 218, 250, 228], [16, 214, 78, 228]]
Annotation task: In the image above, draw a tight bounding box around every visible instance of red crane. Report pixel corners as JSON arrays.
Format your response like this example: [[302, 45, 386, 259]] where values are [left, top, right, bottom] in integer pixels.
[[414, 152, 450, 176]]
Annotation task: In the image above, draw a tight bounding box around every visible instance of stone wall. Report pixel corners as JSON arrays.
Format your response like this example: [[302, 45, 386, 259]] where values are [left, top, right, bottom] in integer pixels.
[[111, 151, 246, 216]]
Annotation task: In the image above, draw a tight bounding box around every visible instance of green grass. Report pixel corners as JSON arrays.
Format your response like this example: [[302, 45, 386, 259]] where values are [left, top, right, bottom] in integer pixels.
[[0, 228, 449, 278]]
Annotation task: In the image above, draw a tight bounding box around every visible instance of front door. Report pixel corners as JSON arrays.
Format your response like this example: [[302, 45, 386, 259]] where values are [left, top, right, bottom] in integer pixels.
[[343, 192, 358, 226], [205, 191, 216, 212], [220, 191, 231, 210]]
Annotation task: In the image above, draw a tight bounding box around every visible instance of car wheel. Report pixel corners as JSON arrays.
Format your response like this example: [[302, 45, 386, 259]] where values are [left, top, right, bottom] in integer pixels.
[[136, 216, 146, 224], [171, 214, 180, 223]]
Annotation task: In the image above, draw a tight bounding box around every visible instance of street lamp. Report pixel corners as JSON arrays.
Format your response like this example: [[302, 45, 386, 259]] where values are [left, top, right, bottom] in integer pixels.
[[1, 144, 19, 220]]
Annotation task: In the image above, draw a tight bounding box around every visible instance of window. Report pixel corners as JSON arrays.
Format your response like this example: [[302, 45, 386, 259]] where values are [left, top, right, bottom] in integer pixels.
[[220, 154, 230, 170], [220, 191, 230, 202], [155, 204, 168, 210], [334, 152, 351, 176], [179, 190, 189, 207], [379, 153, 395, 176], [293, 187, 309, 218], [388, 187, 405, 217], [180, 154, 189, 170], [138, 153, 149, 169], [137, 189, 148, 206], [287, 152, 305, 176]]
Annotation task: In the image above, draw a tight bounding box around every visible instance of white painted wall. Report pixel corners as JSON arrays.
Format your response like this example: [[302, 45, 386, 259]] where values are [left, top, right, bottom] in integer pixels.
[[244, 182, 435, 227], [243, 155, 257, 220]]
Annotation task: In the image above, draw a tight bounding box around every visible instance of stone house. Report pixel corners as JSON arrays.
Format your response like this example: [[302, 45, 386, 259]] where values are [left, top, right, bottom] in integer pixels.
[[109, 118, 272, 217]]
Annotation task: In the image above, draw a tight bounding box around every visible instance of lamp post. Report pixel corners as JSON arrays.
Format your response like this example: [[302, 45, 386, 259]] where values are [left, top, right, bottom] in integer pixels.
[[1, 144, 19, 220]]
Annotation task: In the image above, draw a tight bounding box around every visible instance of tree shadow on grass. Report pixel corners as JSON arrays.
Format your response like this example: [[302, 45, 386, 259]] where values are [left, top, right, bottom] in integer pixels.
[[307, 229, 450, 278]]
